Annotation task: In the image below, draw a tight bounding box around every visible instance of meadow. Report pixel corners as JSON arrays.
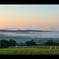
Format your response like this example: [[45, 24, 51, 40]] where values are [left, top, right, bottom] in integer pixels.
[[0, 46, 59, 55]]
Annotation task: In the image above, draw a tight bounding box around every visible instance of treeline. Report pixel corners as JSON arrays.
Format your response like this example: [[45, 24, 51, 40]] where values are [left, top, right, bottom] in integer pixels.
[[43, 40, 59, 46], [0, 39, 16, 48], [0, 39, 37, 48], [25, 39, 59, 46], [17, 40, 37, 46], [1, 39, 59, 48]]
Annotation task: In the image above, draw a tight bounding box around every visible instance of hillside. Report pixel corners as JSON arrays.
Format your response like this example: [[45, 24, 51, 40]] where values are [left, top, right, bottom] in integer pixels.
[[0, 29, 52, 32]]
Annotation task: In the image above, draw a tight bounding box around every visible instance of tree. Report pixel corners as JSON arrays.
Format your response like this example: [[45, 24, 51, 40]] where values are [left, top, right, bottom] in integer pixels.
[[25, 41, 31, 46], [0, 41, 4, 48], [1, 43, 8, 48], [0, 39, 10, 48], [9, 39, 16, 46], [25, 40, 36, 46], [53, 40, 58, 45], [56, 40, 59, 45], [31, 40, 36, 45], [45, 40, 54, 45]]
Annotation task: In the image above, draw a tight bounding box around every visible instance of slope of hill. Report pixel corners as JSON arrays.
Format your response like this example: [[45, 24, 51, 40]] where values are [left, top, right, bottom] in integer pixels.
[[0, 29, 52, 32]]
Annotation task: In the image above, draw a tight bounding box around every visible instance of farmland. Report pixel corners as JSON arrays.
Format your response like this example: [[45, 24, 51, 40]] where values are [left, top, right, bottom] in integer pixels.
[[0, 46, 59, 55]]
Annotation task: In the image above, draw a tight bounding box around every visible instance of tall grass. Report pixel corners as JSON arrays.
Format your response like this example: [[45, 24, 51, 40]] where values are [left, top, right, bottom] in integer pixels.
[[0, 46, 59, 55]]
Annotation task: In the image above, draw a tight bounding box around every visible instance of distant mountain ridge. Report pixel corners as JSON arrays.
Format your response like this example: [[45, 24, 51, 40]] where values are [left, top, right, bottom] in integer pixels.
[[0, 29, 53, 32]]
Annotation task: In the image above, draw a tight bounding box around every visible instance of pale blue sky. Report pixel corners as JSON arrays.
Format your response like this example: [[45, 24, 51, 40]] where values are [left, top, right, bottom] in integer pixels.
[[0, 5, 59, 31]]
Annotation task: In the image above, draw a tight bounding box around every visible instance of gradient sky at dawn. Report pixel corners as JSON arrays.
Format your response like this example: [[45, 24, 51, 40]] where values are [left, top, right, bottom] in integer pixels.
[[0, 5, 59, 31]]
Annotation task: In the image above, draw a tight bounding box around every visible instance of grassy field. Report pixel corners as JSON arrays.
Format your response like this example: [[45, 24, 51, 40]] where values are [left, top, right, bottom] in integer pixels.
[[0, 46, 59, 55]]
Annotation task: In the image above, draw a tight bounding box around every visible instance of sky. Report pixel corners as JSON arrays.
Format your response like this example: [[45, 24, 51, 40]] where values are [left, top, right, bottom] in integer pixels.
[[0, 5, 59, 31]]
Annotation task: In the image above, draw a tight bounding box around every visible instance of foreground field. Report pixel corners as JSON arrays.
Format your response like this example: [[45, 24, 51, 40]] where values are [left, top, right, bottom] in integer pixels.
[[0, 46, 59, 55]]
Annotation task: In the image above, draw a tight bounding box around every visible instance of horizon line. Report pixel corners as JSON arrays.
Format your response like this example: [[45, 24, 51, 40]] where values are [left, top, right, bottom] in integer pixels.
[[0, 29, 58, 31]]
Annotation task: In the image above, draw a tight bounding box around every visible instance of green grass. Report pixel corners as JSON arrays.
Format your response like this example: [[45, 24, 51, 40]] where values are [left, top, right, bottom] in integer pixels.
[[0, 46, 59, 55]]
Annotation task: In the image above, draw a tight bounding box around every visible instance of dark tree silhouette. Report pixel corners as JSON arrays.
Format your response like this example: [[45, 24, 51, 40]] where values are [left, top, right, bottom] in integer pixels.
[[9, 39, 16, 46], [25, 39, 36, 46], [0, 39, 10, 48], [45, 40, 54, 45]]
